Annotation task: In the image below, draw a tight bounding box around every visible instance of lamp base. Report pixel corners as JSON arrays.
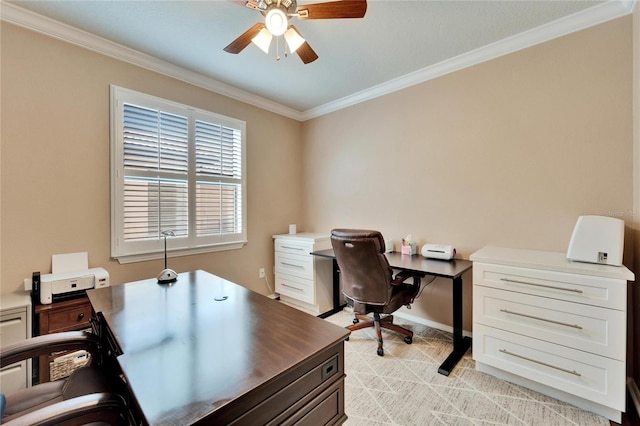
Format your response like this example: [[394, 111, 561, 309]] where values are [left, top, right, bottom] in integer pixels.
[[157, 268, 178, 284]]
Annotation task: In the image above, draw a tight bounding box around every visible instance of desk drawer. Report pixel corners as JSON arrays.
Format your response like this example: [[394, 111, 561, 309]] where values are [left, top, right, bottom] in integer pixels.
[[276, 273, 314, 305], [473, 324, 625, 410], [0, 308, 30, 394], [275, 252, 314, 280], [473, 263, 626, 310], [276, 239, 314, 256], [47, 303, 92, 333], [473, 286, 625, 359]]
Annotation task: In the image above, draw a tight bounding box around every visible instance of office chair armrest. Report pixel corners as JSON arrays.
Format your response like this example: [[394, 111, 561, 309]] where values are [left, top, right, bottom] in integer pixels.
[[1, 331, 101, 369], [390, 270, 421, 287], [2, 392, 127, 426]]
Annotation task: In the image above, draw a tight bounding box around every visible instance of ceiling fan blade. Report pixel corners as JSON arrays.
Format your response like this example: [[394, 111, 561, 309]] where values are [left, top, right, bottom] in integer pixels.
[[297, 0, 367, 19], [223, 22, 265, 54], [296, 41, 319, 64]]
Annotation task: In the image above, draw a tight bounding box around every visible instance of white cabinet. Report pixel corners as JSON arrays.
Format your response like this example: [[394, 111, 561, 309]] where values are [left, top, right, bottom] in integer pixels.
[[470, 246, 633, 423], [273, 233, 333, 316], [0, 293, 32, 394]]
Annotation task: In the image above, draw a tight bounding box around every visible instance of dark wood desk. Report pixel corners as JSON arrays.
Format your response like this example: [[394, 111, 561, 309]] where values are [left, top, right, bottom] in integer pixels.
[[310, 249, 472, 376], [87, 270, 350, 425]]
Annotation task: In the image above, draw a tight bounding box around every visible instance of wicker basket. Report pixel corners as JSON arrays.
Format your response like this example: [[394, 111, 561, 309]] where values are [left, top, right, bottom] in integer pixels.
[[50, 350, 91, 381]]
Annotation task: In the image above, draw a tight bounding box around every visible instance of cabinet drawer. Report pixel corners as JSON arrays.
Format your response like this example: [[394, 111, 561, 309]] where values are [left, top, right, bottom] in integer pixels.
[[473, 263, 626, 310], [276, 274, 314, 305], [473, 286, 625, 359], [47, 304, 92, 333], [0, 361, 29, 394], [275, 239, 314, 256], [0, 308, 30, 394], [473, 324, 625, 410], [0, 310, 28, 346], [275, 252, 314, 280]]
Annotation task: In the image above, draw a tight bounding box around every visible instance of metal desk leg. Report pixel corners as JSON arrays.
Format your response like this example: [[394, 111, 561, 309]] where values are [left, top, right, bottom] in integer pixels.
[[318, 258, 344, 318], [437, 275, 471, 376]]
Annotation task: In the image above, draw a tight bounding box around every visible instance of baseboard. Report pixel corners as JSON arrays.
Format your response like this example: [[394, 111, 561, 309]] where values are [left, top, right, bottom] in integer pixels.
[[628, 377, 640, 418], [394, 310, 473, 338]]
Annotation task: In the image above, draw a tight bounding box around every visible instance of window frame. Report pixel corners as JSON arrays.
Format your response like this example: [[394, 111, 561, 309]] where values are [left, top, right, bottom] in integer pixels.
[[110, 85, 247, 264]]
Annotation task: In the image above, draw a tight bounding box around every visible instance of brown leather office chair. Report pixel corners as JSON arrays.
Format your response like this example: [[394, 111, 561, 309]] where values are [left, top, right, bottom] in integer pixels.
[[1, 330, 129, 425], [331, 229, 423, 356]]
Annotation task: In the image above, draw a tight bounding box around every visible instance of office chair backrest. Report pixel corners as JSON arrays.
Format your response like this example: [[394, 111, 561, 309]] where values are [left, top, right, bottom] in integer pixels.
[[331, 229, 393, 306]]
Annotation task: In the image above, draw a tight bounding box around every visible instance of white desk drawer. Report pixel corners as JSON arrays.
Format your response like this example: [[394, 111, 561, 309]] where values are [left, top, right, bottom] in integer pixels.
[[0, 307, 30, 394], [275, 239, 314, 256], [473, 263, 626, 310], [275, 252, 314, 280], [473, 286, 625, 359], [473, 324, 625, 410], [276, 273, 314, 305], [0, 309, 28, 345]]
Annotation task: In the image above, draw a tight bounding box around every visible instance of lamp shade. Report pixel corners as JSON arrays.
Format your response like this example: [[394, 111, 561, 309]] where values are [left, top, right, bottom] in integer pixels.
[[251, 27, 272, 53], [284, 27, 305, 53]]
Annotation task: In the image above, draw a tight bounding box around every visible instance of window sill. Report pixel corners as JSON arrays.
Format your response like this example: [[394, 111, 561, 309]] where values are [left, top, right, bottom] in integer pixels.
[[114, 241, 247, 264]]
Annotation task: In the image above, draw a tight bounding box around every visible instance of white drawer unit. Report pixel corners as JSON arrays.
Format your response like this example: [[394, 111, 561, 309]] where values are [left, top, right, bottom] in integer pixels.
[[470, 246, 634, 423], [273, 233, 333, 316], [0, 293, 32, 394]]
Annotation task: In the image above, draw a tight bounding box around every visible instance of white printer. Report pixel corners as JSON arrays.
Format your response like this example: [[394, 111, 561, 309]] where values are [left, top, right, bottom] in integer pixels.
[[38, 267, 109, 304]]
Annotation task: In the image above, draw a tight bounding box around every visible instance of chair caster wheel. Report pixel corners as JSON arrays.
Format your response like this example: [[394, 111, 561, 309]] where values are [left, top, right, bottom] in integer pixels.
[[353, 318, 359, 324], [404, 336, 412, 344], [377, 347, 384, 356]]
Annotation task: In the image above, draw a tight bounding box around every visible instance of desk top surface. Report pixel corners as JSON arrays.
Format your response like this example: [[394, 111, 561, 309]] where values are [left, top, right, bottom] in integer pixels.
[[311, 249, 472, 279], [87, 270, 349, 425]]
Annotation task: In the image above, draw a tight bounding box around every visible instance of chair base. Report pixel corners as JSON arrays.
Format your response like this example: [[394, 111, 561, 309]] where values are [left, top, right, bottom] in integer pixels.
[[347, 312, 413, 356]]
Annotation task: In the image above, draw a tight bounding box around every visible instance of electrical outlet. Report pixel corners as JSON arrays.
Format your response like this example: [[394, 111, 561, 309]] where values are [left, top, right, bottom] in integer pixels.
[[259, 268, 265, 278]]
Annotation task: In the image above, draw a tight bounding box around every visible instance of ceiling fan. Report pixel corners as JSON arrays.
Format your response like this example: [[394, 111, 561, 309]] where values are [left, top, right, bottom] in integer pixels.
[[224, 0, 367, 64]]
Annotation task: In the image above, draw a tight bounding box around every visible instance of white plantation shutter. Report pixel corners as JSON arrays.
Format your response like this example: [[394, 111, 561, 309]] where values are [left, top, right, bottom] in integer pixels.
[[195, 120, 243, 236], [122, 105, 189, 241], [111, 86, 247, 262]]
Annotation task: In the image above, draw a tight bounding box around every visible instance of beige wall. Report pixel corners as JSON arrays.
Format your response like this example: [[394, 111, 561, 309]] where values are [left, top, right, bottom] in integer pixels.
[[0, 22, 303, 294], [1, 11, 636, 377], [302, 17, 634, 333]]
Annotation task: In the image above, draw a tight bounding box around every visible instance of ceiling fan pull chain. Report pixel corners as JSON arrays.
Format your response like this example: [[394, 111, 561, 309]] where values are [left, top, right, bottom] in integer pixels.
[[276, 36, 281, 61]]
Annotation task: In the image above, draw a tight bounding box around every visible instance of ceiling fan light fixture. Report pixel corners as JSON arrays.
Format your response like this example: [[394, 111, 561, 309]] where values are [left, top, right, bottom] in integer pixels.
[[251, 27, 273, 53], [265, 7, 287, 36], [284, 26, 305, 53]]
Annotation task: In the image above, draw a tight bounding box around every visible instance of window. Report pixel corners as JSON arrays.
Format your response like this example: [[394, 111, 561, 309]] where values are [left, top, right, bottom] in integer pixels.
[[110, 86, 246, 263]]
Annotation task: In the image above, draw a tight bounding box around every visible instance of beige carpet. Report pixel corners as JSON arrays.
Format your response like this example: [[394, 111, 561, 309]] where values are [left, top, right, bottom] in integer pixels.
[[324, 309, 610, 426]]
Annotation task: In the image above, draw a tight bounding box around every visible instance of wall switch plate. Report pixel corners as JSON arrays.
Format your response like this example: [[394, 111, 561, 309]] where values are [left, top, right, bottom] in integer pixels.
[[259, 268, 265, 278]]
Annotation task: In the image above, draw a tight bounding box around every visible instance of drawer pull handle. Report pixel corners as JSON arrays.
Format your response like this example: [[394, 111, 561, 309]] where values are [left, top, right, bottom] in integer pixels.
[[281, 262, 304, 269], [281, 283, 303, 292], [281, 246, 304, 251], [500, 278, 583, 294], [77, 313, 85, 320], [499, 349, 581, 377], [499, 309, 583, 330]]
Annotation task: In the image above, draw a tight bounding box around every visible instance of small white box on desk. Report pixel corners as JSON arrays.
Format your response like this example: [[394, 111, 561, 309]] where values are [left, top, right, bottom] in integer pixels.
[[422, 244, 456, 260]]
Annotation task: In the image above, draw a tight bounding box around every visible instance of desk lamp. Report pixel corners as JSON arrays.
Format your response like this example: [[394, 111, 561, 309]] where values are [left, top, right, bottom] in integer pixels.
[[157, 230, 178, 284]]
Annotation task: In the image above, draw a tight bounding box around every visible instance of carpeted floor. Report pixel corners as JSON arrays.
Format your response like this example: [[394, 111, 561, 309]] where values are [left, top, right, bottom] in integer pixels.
[[324, 308, 610, 426]]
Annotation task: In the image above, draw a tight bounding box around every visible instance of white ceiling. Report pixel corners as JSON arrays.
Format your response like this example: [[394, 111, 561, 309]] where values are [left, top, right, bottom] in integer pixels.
[[2, 1, 635, 120]]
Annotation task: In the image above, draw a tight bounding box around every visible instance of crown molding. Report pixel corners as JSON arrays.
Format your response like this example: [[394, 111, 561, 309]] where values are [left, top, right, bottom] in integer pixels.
[[300, 0, 637, 121], [0, 1, 305, 121], [1, 1, 635, 122]]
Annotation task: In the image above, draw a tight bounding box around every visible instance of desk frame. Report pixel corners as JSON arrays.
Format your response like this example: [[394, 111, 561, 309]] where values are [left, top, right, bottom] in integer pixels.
[[311, 249, 472, 376]]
